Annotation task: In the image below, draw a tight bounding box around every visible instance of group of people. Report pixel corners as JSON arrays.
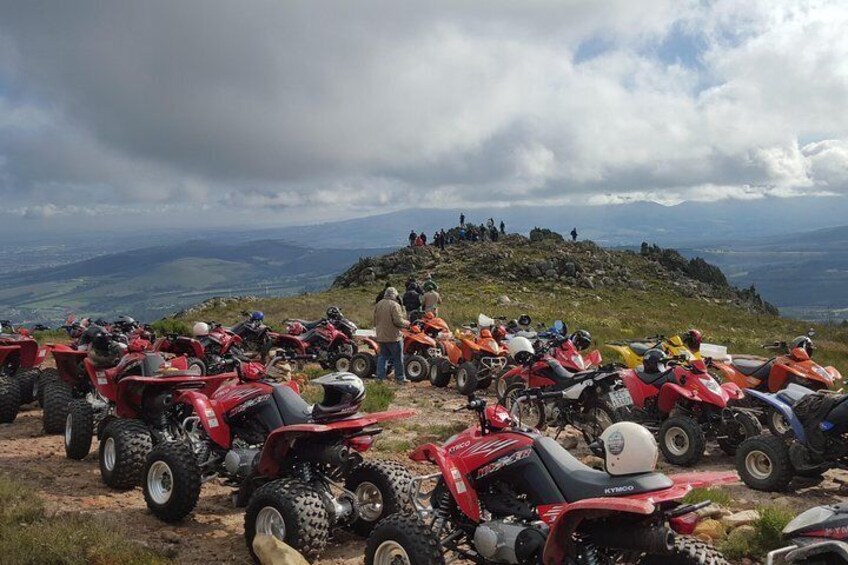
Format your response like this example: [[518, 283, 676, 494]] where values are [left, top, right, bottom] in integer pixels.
[[408, 229, 449, 250], [406, 213, 508, 248], [372, 275, 442, 383]]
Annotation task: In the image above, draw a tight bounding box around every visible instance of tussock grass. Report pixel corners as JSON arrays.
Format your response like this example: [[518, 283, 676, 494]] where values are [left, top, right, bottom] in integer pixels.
[[682, 487, 732, 507], [719, 503, 796, 561], [0, 475, 170, 565]]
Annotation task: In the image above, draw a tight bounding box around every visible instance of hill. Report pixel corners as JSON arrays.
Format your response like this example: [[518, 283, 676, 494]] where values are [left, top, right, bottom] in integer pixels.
[[171, 232, 848, 369], [0, 239, 390, 323]]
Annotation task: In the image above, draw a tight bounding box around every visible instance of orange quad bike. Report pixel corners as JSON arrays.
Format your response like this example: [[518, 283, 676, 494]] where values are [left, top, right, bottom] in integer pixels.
[[711, 336, 842, 437], [429, 324, 508, 395], [351, 323, 443, 382]]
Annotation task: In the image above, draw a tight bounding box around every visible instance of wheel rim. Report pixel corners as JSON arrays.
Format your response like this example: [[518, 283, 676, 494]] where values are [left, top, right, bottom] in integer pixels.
[[772, 411, 790, 435], [336, 357, 350, 372], [147, 461, 174, 505], [407, 360, 424, 379], [496, 376, 507, 398], [745, 450, 773, 480], [255, 506, 286, 541], [507, 390, 542, 428], [373, 540, 411, 565], [353, 358, 368, 374], [456, 369, 467, 388], [665, 426, 690, 456], [64, 413, 73, 447], [354, 481, 384, 522], [103, 437, 116, 471]]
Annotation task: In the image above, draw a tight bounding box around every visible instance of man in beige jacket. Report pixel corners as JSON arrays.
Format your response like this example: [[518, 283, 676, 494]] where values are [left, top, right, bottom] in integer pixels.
[[374, 287, 409, 382]]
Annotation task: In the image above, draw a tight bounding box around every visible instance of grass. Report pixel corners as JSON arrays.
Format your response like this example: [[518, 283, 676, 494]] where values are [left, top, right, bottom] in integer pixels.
[[682, 487, 732, 507], [720, 503, 796, 561], [300, 379, 396, 413], [0, 474, 170, 565], [149, 318, 192, 337]]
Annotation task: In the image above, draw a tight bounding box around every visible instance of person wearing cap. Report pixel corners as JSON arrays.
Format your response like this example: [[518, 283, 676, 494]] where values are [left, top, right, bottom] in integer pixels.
[[374, 287, 409, 383], [422, 281, 441, 314]]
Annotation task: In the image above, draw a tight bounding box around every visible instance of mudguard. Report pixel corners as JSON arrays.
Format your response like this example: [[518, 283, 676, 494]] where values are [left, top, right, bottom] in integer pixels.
[[585, 350, 603, 367], [51, 347, 88, 384], [409, 443, 481, 522], [0, 345, 20, 368], [269, 334, 307, 354], [176, 389, 231, 448], [358, 336, 380, 353], [721, 381, 744, 401], [657, 382, 698, 414], [746, 389, 807, 442]]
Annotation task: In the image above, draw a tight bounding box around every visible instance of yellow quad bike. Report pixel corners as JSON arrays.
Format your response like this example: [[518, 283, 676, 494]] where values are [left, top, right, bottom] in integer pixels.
[[605, 332, 703, 369]]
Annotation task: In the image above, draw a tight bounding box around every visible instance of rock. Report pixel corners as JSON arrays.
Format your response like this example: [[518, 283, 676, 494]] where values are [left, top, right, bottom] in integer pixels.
[[563, 262, 577, 277], [544, 269, 558, 279], [253, 534, 310, 565], [721, 510, 760, 529], [772, 497, 793, 508], [560, 435, 579, 450], [629, 279, 646, 290], [496, 295, 511, 306], [692, 519, 726, 541], [580, 455, 605, 469], [695, 504, 724, 519], [161, 530, 182, 544]]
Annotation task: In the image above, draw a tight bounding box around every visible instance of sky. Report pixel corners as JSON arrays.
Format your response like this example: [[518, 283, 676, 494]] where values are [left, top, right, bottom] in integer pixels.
[[0, 0, 847, 231]]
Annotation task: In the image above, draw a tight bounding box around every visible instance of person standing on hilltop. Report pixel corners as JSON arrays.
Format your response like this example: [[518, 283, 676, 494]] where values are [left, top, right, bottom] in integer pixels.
[[460, 212, 465, 226], [420, 232, 427, 245], [408, 230, 417, 247], [374, 287, 409, 384], [571, 227, 578, 242], [500, 220, 505, 235], [439, 229, 447, 250], [422, 280, 442, 314]]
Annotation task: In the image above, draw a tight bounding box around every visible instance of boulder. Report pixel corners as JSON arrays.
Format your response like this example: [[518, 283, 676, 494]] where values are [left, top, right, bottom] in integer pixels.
[[253, 535, 310, 565], [720, 510, 760, 529], [692, 519, 726, 541], [496, 295, 511, 306]]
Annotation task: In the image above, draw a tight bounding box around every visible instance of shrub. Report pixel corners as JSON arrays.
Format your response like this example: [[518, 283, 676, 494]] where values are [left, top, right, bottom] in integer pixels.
[[682, 487, 732, 507], [363, 381, 395, 412], [150, 318, 192, 337], [754, 504, 794, 554]]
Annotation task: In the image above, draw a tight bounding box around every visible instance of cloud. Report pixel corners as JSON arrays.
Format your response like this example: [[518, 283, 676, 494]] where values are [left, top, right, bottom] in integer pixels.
[[0, 0, 846, 222]]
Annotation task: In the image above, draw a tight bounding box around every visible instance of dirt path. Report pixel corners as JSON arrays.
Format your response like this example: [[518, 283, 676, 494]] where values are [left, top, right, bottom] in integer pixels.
[[2, 379, 847, 564]]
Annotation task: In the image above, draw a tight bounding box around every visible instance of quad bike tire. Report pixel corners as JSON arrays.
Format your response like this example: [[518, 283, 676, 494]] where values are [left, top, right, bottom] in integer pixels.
[[0, 376, 20, 424], [580, 397, 623, 443], [477, 375, 493, 390], [64, 399, 94, 460], [143, 441, 202, 523], [735, 435, 794, 492], [637, 535, 729, 565], [717, 410, 762, 456], [345, 460, 413, 537], [37, 367, 60, 407], [99, 419, 153, 490], [455, 362, 479, 395], [659, 416, 706, 467], [42, 378, 73, 434], [244, 478, 330, 562], [351, 352, 376, 379], [403, 354, 428, 383], [333, 354, 352, 373], [15, 368, 40, 405], [495, 364, 517, 400], [186, 357, 207, 375], [766, 407, 793, 439], [502, 382, 546, 430], [365, 513, 445, 565], [429, 358, 452, 388]]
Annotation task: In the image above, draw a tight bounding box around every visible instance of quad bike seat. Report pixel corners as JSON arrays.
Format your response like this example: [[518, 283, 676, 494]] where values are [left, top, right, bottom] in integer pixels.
[[271, 384, 313, 425], [635, 366, 675, 387], [776, 385, 813, 407], [293, 319, 324, 331], [542, 359, 575, 383], [628, 342, 655, 356], [534, 437, 673, 502], [731, 357, 773, 379]]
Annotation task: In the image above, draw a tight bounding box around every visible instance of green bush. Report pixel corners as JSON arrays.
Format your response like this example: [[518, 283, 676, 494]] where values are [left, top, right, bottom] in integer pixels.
[[682, 487, 732, 507], [754, 504, 794, 554], [150, 318, 192, 337]]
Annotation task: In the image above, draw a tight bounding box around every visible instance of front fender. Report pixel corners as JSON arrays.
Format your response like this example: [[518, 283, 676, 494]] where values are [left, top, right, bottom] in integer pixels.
[[657, 382, 698, 414], [409, 443, 480, 522], [175, 390, 231, 449], [746, 389, 807, 442], [721, 381, 745, 401], [358, 337, 380, 353]]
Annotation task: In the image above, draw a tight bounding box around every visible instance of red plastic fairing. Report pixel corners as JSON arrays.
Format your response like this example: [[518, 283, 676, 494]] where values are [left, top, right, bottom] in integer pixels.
[[0, 345, 20, 366], [408, 443, 481, 522], [657, 382, 698, 413], [175, 390, 232, 448]]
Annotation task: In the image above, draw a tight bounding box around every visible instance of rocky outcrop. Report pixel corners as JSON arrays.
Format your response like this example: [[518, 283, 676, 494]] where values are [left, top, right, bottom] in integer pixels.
[[171, 295, 260, 318]]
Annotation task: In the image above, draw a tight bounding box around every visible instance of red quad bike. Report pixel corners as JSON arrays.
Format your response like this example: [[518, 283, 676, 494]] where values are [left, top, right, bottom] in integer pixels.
[[63, 337, 234, 491], [0, 333, 51, 422], [154, 324, 244, 375], [365, 392, 736, 565], [621, 352, 760, 467], [264, 318, 358, 372]]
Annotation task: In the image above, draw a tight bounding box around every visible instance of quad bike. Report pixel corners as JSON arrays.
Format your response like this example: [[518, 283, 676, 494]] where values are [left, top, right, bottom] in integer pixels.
[[263, 316, 358, 372], [351, 323, 443, 383], [221, 373, 414, 561], [735, 384, 848, 492], [767, 502, 848, 564], [430, 316, 509, 395], [365, 391, 735, 565], [231, 311, 271, 356], [0, 333, 51, 422], [154, 323, 244, 375], [500, 341, 632, 441], [62, 336, 233, 490], [606, 330, 706, 369], [620, 353, 760, 466]]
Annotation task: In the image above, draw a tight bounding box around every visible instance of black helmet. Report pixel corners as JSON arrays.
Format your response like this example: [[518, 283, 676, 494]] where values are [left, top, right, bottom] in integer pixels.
[[326, 306, 343, 320], [79, 325, 104, 347], [311, 373, 365, 420], [790, 336, 815, 358], [91, 330, 113, 354], [642, 349, 666, 373], [518, 314, 532, 327], [571, 330, 592, 351], [682, 329, 702, 352]]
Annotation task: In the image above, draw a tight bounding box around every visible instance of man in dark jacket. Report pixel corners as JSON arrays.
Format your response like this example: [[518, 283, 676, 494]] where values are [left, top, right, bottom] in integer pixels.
[[408, 230, 417, 246]]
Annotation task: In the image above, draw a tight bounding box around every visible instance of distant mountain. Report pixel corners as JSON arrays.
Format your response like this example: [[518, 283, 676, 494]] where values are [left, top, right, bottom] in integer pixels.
[[0, 240, 391, 323]]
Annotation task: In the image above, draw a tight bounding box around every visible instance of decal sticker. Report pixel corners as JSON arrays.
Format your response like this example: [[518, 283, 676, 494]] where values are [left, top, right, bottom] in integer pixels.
[[539, 504, 567, 525], [607, 430, 625, 456], [204, 408, 219, 428], [448, 440, 471, 453], [96, 370, 107, 385], [603, 484, 635, 495], [465, 438, 519, 457], [449, 467, 466, 494], [476, 448, 532, 478]]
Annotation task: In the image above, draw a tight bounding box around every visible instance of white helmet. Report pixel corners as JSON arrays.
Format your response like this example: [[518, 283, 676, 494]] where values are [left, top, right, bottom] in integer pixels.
[[600, 422, 658, 476], [508, 336, 535, 365], [192, 322, 210, 337], [478, 313, 495, 328]]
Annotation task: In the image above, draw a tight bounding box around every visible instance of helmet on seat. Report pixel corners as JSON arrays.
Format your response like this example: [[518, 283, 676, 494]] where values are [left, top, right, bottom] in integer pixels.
[[326, 306, 342, 320], [91, 330, 113, 354], [571, 330, 592, 351], [508, 336, 535, 365], [642, 349, 666, 373], [250, 311, 264, 322], [600, 422, 659, 476], [78, 325, 105, 348], [790, 335, 815, 358], [192, 322, 210, 337], [311, 373, 365, 420], [518, 314, 532, 327], [682, 329, 702, 352]]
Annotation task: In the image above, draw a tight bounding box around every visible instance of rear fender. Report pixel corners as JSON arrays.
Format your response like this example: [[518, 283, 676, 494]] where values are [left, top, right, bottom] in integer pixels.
[[620, 370, 656, 409], [175, 390, 231, 448], [85, 359, 118, 402], [13, 339, 41, 368], [359, 337, 380, 353], [271, 334, 306, 353], [409, 443, 480, 522], [541, 498, 655, 565], [174, 337, 205, 358], [604, 344, 641, 369], [51, 347, 88, 383], [657, 382, 698, 414], [585, 350, 603, 366], [746, 389, 807, 442], [0, 345, 20, 367]]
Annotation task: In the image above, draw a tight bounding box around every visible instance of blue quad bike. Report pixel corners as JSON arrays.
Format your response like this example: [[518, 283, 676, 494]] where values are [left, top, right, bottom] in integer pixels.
[[736, 384, 848, 491]]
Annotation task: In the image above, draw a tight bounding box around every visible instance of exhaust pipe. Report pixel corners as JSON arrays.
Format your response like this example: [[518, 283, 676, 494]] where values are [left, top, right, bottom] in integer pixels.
[[582, 525, 674, 554]]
